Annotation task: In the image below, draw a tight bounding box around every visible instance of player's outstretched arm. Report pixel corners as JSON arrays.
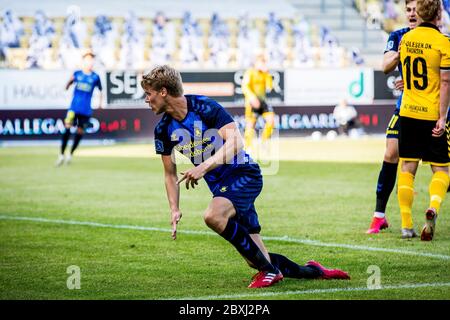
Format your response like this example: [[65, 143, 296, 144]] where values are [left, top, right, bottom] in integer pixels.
[[162, 155, 182, 240], [98, 90, 103, 109], [65, 75, 75, 90], [177, 122, 243, 190]]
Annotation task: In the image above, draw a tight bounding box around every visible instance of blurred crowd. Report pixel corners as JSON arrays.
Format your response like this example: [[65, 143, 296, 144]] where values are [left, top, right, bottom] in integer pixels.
[[0, 6, 365, 70], [354, 0, 450, 33]]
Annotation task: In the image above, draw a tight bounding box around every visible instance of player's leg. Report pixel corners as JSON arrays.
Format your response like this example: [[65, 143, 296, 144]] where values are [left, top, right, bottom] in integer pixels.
[[379, 139, 399, 201], [203, 197, 280, 286], [398, 160, 419, 238], [245, 234, 349, 280], [420, 130, 450, 241], [209, 166, 286, 288], [67, 115, 89, 164], [367, 113, 400, 233], [70, 127, 85, 155], [244, 113, 257, 151], [421, 165, 449, 241], [261, 111, 275, 141], [397, 116, 424, 238], [56, 111, 75, 166]]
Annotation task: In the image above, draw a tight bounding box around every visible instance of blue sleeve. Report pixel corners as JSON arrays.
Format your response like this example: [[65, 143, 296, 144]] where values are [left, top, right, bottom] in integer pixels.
[[154, 121, 173, 156], [199, 98, 234, 130], [73, 70, 79, 83], [384, 32, 399, 53]]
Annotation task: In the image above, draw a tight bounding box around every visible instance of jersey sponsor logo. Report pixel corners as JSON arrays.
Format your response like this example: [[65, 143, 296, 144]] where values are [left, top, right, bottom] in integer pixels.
[[155, 139, 164, 153], [194, 127, 202, 137], [76, 82, 93, 92]]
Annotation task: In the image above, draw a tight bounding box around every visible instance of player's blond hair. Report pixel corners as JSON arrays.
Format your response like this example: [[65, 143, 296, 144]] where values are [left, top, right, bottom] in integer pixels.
[[141, 65, 184, 97], [416, 0, 442, 22]]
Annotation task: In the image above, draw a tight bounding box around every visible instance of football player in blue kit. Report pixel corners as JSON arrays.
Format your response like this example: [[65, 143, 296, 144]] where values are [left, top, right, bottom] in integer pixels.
[[56, 50, 103, 166], [142, 65, 350, 288]]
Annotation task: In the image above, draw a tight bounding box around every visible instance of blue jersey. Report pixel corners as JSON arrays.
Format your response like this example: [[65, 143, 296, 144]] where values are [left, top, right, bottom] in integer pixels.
[[154, 95, 258, 193], [385, 27, 410, 112], [69, 70, 102, 116]]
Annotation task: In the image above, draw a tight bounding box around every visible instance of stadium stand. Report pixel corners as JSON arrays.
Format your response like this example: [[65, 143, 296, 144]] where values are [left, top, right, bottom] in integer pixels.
[[2, 0, 428, 70]]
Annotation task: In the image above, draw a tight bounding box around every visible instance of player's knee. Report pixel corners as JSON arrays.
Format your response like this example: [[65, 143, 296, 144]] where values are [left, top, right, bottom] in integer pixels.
[[245, 122, 255, 130], [77, 128, 85, 135], [384, 150, 399, 163], [203, 209, 227, 232], [264, 115, 274, 127], [244, 126, 255, 138]]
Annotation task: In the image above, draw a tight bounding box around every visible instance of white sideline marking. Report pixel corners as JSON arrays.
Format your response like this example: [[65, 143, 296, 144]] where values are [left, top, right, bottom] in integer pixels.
[[174, 282, 450, 300], [1, 215, 450, 261]]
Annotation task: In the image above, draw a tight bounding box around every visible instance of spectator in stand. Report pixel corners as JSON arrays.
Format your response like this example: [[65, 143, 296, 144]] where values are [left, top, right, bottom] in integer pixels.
[[179, 11, 203, 68], [59, 5, 87, 69], [150, 11, 176, 66], [119, 11, 145, 70], [0, 9, 24, 60], [265, 12, 286, 68], [349, 47, 365, 65], [236, 12, 260, 69], [206, 12, 231, 68], [440, 0, 450, 33], [91, 15, 116, 69], [26, 10, 55, 68], [292, 17, 314, 67], [319, 27, 343, 67]]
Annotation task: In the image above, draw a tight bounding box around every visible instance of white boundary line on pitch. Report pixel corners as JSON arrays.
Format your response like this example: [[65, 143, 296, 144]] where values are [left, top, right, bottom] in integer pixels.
[[173, 282, 450, 300], [1, 215, 450, 261]]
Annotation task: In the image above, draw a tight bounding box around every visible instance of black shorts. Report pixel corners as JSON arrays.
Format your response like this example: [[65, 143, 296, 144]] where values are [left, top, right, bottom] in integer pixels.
[[251, 99, 274, 116], [398, 116, 450, 165], [386, 109, 400, 139], [64, 110, 91, 130]]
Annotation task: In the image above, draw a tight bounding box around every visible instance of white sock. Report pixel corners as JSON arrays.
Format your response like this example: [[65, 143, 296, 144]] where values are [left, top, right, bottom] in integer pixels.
[[374, 212, 385, 218]]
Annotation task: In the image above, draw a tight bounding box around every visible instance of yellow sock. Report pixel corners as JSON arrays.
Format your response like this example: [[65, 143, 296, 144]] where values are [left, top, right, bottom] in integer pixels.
[[262, 122, 274, 140], [429, 171, 450, 214], [244, 127, 255, 149], [398, 172, 415, 229]]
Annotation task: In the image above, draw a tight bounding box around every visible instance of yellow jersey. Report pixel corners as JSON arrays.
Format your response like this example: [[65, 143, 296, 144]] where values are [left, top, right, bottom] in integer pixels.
[[399, 23, 450, 121], [241, 68, 273, 106]]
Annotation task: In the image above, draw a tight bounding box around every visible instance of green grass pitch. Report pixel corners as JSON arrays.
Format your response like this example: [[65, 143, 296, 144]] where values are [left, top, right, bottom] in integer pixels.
[[0, 143, 449, 300]]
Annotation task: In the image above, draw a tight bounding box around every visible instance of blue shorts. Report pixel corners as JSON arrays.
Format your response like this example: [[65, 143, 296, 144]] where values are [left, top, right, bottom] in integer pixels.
[[386, 109, 400, 139], [211, 164, 263, 234]]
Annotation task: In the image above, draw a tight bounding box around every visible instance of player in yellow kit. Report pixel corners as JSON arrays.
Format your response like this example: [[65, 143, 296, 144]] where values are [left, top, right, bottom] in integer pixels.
[[242, 54, 275, 151], [397, 0, 450, 241]]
